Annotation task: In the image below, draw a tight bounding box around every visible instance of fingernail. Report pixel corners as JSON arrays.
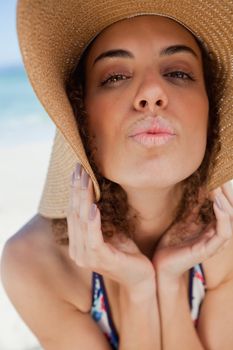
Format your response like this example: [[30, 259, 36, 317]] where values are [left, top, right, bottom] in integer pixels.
[[71, 171, 76, 186], [214, 195, 223, 210], [89, 203, 97, 220], [81, 168, 89, 189], [75, 163, 82, 180]]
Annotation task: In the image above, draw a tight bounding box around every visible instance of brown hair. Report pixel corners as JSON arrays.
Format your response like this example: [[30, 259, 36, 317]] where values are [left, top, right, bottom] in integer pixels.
[[52, 34, 221, 246]]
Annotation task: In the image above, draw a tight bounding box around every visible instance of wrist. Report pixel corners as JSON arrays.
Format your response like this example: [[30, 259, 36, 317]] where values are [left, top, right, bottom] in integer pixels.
[[157, 271, 185, 294], [120, 277, 157, 303]]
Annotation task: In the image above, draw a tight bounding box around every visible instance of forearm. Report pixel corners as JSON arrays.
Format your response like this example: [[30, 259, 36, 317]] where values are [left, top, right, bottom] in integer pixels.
[[119, 279, 161, 350], [157, 274, 204, 350]]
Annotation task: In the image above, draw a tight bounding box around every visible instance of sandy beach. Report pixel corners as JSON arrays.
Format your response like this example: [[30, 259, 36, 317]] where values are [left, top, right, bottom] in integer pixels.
[[0, 139, 54, 350]]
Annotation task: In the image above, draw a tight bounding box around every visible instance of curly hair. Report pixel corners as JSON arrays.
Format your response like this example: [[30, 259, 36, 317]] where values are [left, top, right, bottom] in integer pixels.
[[52, 33, 221, 246]]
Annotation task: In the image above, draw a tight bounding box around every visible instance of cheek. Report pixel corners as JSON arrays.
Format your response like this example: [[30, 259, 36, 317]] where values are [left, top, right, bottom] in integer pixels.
[[178, 84, 208, 131], [85, 93, 108, 143], [180, 93, 209, 167], [84, 95, 122, 173], [190, 92, 208, 137], [85, 86, 131, 145], [86, 95, 117, 144]]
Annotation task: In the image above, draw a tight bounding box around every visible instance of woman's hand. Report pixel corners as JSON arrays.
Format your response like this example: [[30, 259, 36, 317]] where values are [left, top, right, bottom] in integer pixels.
[[152, 182, 233, 280], [67, 163, 155, 292]]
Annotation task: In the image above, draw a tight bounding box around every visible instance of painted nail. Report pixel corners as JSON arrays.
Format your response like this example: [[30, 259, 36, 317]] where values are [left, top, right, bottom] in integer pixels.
[[75, 163, 82, 180], [214, 195, 223, 210], [89, 203, 97, 220], [71, 171, 76, 186], [81, 168, 89, 189]]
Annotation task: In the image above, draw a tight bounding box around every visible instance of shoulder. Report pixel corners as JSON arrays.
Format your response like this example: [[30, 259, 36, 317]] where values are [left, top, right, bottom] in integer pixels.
[[0, 216, 112, 349], [1, 214, 63, 279], [1, 214, 92, 312]]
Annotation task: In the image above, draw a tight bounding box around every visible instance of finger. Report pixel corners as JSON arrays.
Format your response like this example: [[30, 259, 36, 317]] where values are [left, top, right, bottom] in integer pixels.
[[67, 164, 81, 260], [87, 205, 104, 249], [191, 196, 232, 262], [79, 167, 94, 222], [67, 213, 82, 261], [214, 195, 232, 239], [215, 191, 233, 228], [86, 205, 113, 271], [203, 198, 232, 257], [68, 163, 82, 212], [209, 184, 224, 202], [67, 164, 86, 263], [68, 175, 99, 266], [222, 181, 233, 207], [210, 186, 233, 219]]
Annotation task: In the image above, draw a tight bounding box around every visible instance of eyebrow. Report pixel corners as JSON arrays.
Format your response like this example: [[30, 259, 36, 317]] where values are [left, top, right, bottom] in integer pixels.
[[93, 49, 134, 66], [92, 44, 198, 66], [160, 45, 198, 58]]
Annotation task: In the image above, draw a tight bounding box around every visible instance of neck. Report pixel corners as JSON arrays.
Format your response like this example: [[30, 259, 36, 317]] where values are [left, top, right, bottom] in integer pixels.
[[124, 184, 182, 259]]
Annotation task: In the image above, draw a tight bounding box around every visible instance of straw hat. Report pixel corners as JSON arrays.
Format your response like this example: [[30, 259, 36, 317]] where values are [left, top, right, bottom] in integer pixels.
[[16, 0, 233, 218]]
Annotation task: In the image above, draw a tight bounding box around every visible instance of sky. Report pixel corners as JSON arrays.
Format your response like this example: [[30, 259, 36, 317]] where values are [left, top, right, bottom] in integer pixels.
[[0, 1, 22, 68]]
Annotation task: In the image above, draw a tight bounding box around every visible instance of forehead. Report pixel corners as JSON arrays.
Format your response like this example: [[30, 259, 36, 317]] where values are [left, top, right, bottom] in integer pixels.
[[86, 15, 201, 63]]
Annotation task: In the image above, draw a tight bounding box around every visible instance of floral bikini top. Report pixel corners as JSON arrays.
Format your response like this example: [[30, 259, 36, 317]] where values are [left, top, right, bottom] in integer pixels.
[[91, 264, 206, 350]]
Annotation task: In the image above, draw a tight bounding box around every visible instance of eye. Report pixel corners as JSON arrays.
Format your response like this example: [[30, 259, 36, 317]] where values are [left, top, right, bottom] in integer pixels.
[[164, 70, 195, 81], [100, 73, 131, 86]]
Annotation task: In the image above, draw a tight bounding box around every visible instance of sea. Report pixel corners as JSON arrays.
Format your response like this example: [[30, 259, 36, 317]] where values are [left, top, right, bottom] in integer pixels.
[[0, 65, 55, 149]]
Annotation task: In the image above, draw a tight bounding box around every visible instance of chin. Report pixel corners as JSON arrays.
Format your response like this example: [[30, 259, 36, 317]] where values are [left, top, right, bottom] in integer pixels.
[[112, 174, 180, 191], [101, 156, 203, 190]]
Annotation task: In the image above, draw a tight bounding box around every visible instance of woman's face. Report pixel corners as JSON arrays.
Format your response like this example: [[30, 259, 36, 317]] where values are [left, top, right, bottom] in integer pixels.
[[84, 15, 208, 189]]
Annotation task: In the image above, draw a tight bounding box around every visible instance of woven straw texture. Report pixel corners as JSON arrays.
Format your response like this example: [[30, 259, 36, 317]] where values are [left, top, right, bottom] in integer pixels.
[[16, 0, 233, 218]]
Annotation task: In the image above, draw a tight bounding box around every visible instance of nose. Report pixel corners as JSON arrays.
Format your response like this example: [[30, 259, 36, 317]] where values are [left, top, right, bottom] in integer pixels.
[[133, 74, 168, 113]]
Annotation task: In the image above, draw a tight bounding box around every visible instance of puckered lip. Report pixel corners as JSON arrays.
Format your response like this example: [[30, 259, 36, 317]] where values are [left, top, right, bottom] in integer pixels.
[[128, 116, 176, 137]]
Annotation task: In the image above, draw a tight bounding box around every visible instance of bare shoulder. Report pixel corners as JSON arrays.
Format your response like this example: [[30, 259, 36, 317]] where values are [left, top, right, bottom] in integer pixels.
[[1, 214, 59, 266], [0, 215, 111, 349], [1, 214, 92, 312], [1, 214, 54, 278]]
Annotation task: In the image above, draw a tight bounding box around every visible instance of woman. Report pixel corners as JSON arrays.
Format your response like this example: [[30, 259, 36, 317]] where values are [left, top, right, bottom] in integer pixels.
[[1, 1, 233, 349]]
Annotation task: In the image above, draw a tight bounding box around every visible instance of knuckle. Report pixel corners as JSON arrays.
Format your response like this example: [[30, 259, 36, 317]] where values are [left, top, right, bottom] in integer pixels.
[[74, 257, 86, 267], [67, 211, 80, 224], [76, 261, 85, 268], [88, 240, 101, 252], [79, 188, 88, 200], [79, 219, 87, 232]]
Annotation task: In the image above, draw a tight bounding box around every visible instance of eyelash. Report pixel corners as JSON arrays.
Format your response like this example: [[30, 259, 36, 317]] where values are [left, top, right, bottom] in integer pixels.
[[100, 72, 131, 86], [100, 70, 195, 86], [165, 71, 195, 81]]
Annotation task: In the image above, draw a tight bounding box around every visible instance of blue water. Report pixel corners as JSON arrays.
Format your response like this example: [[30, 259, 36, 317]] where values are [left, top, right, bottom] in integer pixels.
[[0, 65, 55, 148]]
